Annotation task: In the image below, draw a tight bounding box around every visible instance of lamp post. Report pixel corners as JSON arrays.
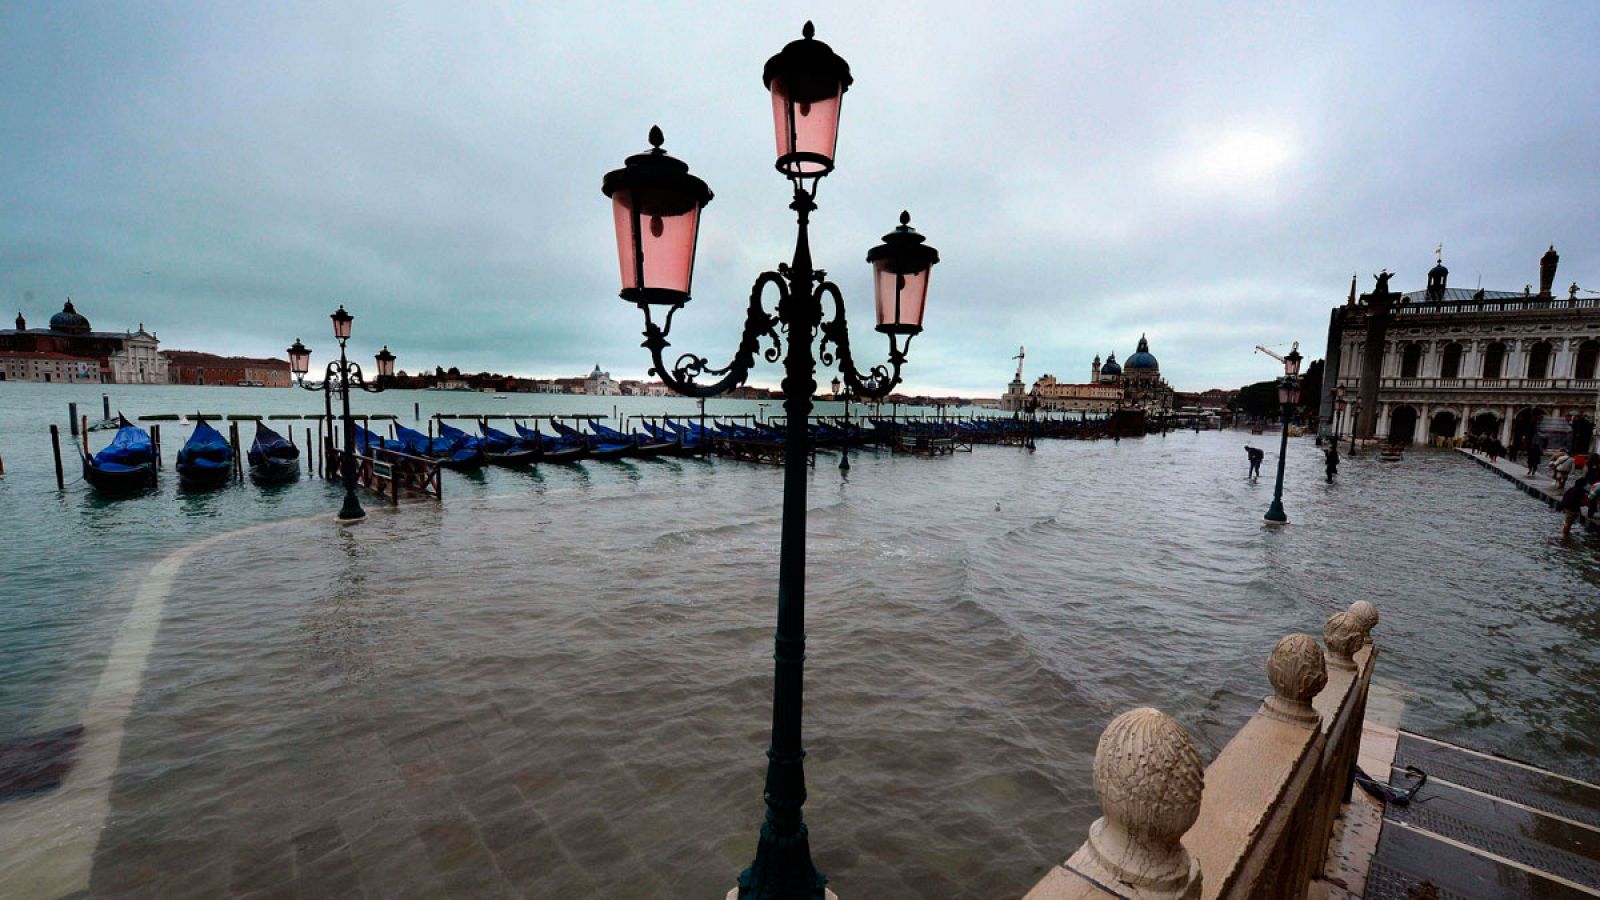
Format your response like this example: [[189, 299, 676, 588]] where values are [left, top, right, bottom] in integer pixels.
[[1349, 401, 1360, 456], [288, 306, 395, 522], [832, 375, 851, 471], [601, 22, 939, 899], [1264, 343, 1302, 524]]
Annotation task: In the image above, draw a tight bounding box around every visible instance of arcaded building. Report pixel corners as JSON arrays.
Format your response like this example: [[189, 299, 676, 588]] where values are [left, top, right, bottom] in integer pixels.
[[1321, 247, 1599, 450]]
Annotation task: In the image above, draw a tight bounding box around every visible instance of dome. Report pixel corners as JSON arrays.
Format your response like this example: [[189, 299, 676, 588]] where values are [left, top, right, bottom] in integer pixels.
[[1100, 353, 1122, 376], [1124, 334, 1159, 370], [1429, 262, 1448, 279], [49, 299, 90, 335]]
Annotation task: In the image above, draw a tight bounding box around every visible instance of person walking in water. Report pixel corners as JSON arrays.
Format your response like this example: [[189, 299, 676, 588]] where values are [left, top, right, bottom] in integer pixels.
[[1526, 435, 1544, 478], [1557, 471, 1598, 540], [1324, 444, 1340, 483], [1246, 445, 1264, 479]]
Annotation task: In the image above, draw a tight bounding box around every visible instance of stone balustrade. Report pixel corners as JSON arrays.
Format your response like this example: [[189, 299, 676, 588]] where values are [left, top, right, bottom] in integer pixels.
[[1025, 601, 1379, 900]]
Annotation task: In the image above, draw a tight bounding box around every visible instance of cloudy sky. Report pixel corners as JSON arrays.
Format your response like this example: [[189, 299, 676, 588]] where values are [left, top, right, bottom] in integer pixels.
[[3, 2, 1598, 394]]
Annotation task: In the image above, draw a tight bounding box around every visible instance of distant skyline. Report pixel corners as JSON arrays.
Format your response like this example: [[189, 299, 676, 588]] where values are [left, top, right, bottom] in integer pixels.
[[3, 2, 1598, 395]]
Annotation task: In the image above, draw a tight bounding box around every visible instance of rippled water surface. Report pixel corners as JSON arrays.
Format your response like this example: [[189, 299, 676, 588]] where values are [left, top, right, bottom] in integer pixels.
[[2, 383, 1598, 898]]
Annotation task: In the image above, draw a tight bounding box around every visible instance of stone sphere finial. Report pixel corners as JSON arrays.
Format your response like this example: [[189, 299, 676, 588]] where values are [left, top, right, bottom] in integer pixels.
[[1066, 708, 1204, 898], [1262, 634, 1327, 726], [1324, 611, 1362, 670], [1347, 601, 1378, 647]]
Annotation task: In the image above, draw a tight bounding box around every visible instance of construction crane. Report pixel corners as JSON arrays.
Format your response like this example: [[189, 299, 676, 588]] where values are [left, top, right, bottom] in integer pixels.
[[1254, 340, 1299, 366]]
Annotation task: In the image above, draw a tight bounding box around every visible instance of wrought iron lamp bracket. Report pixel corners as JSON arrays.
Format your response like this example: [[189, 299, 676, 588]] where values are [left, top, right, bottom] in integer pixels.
[[815, 280, 909, 400], [638, 271, 786, 398]]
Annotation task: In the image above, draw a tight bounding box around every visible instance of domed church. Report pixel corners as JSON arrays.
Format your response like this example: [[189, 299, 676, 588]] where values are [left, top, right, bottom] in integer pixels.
[[1093, 334, 1175, 412]]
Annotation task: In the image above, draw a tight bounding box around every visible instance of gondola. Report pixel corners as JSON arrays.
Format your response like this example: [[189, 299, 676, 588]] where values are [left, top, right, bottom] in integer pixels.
[[247, 422, 301, 484], [396, 423, 487, 471], [515, 422, 587, 463], [176, 420, 235, 488], [479, 421, 541, 466], [590, 422, 675, 459], [81, 415, 157, 491], [550, 420, 631, 461], [646, 419, 707, 456]]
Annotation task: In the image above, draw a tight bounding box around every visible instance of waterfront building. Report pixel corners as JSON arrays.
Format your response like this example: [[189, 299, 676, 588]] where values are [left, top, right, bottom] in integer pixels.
[[0, 301, 169, 384], [164, 351, 290, 387], [1322, 246, 1600, 450], [1001, 335, 1176, 413], [583, 364, 620, 396]]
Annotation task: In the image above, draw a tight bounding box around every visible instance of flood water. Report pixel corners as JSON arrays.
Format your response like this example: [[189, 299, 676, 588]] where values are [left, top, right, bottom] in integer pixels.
[[2, 383, 1598, 898]]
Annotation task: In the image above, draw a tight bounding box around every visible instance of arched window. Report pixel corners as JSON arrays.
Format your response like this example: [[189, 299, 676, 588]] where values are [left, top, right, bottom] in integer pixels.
[[1482, 342, 1506, 379], [1527, 341, 1553, 379], [1400, 344, 1422, 378], [1575, 340, 1600, 380], [1440, 342, 1462, 379]]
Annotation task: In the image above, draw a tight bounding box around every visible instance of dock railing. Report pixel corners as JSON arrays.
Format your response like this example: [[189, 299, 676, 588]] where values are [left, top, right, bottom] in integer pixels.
[[1025, 601, 1379, 900], [327, 443, 443, 503]]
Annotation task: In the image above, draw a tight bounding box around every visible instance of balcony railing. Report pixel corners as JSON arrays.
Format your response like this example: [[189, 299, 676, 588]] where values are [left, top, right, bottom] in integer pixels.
[[1348, 376, 1600, 392], [1394, 296, 1600, 315]]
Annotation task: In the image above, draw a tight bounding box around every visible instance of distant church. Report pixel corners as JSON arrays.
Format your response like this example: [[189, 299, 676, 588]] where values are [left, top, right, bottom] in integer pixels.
[[1002, 334, 1176, 413]]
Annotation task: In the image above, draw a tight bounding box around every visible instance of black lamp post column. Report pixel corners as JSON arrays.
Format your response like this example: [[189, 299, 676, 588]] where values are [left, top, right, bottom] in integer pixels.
[[1263, 343, 1302, 524], [602, 25, 938, 898], [335, 337, 364, 521]]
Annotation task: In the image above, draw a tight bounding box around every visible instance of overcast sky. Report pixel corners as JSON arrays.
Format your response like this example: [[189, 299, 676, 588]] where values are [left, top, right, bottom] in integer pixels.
[[3, 2, 1598, 394]]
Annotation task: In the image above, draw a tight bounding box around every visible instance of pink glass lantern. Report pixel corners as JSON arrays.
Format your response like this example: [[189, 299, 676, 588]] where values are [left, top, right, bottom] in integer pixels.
[[866, 211, 940, 335], [1279, 380, 1301, 406], [287, 339, 311, 376], [1284, 343, 1303, 377], [374, 346, 396, 378], [330, 305, 353, 340], [602, 126, 714, 306], [763, 22, 852, 179]]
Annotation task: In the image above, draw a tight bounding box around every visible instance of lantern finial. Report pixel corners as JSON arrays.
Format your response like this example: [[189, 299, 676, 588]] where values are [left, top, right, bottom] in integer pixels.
[[802, 20, 815, 39], [648, 125, 664, 150], [899, 210, 911, 227]]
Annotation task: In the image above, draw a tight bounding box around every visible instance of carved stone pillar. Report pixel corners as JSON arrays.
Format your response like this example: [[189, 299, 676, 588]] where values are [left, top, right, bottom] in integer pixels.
[[1323, 612, 1363, 671], [1347, 600, 1379, 649], [1064, 708, 1204, 899]]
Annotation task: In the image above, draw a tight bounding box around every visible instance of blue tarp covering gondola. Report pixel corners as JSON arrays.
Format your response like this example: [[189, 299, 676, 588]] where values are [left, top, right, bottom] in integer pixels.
[[352, 424, 397, 455], [392, 424, 436, 457], [83, 416, 157, 491], [248, 422, 300, 483], [430, 421, 487, 469], [176, 420, 234, 487], [95, 418, 154, 469]]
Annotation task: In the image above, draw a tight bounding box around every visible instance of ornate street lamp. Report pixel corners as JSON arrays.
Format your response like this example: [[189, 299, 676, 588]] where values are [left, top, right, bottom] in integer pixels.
[[289, 306, 394, 522], [1264, 342, 1302, 524], [831, 375, 853, 472], [602, 22, 938, 899]]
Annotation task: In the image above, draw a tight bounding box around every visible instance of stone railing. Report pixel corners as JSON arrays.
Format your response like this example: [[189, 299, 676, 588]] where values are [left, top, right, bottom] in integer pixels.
[[1025, 601, 1379, 900], [1375, 375, 1598, 392]]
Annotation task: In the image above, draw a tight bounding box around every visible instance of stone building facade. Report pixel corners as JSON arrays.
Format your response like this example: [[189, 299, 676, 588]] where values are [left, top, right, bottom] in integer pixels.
[[1322, 246, 1599, 450], [164, 351, 290, 387], [0, 301, 168, 384]]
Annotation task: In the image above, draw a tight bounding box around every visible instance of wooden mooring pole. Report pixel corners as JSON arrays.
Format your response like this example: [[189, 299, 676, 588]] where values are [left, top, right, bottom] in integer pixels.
[[229, 421, 243, 480], [50, 424, 64, 489], [152, 425, 162, 468], [306, 427, 313, 474], [68, 402, 78, 436]]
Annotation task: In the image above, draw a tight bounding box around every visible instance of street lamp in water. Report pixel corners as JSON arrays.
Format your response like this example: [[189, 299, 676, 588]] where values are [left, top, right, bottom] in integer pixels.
[[1264, 342, 1302, 524], [602, 22, 939, 899], [287, 306, 395, 522]]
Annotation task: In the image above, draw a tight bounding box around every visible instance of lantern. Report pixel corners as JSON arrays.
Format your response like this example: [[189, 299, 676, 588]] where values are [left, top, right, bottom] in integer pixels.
[[375, 346, 396, 378], [763, 22, 852, 179], [866, 211, 940, 334], [1283, 343, 1302, 377], [602, 126, 714, 306], [1279, 379, 1301, 406], [831, 376, 842, 397], [330, 305, 353, 340], [287, 338, 311, 377]]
